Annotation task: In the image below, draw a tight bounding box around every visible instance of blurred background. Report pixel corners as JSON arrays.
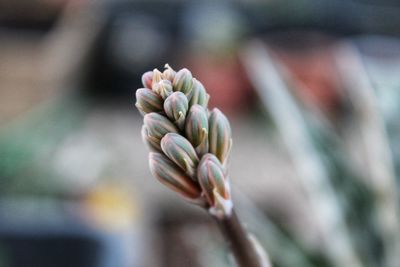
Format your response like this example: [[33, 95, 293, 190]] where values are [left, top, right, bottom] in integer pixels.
[[1, 0, 400, 266]]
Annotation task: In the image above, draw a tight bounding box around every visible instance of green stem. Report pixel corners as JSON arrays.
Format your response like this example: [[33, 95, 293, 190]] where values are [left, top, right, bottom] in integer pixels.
[[215, 209, 265, 267]]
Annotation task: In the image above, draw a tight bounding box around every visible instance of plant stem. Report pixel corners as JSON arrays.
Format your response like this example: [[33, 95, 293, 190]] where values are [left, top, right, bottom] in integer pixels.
[[215, 209, 265, 267]]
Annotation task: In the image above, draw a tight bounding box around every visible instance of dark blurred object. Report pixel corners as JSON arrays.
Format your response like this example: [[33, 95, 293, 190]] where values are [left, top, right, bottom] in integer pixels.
[[0, 0, 70, 31], [0, 197, 131, 267]]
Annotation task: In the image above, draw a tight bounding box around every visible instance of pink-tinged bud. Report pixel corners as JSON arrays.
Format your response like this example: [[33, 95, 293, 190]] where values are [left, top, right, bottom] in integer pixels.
[[135, 88, 163, 115], [149, 153, 201, 199], [173, 68, 193, 99], [163, 64, 176, 82], [143, 113, 178, 144], [141, 71, 153, 89], [208, 108, 232, 165], [161, 133, 199, 179], [164, 92, 188, 130], [141, 125, 162, 152], [189, 79, 209, 108], [197, 154, 230, 207], [185, 105, 208, 156], [153, 79, 173, 100], [152, 69, 163, 85]]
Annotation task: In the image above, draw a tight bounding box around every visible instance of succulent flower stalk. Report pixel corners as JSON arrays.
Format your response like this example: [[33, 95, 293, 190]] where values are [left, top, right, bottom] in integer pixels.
[[135, 64, 267, 267]]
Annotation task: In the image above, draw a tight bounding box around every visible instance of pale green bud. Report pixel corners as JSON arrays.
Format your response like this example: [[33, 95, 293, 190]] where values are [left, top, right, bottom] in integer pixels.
[[161, 133, 199, 179], [135, 88, 163, 115], [153, 79, 173, 100], [149, 152, 201, 199], [173, 68, 193, 99], [163, 64, 176, 82], [197, 153, 230, 206], [143, 113, 178, 144], [185, 105, 208, 156], [141, 71, 153, 89], [141, 125, 162, 152], [152, 69, 163, 86], [208, 108, 232, 165], [164, 92, 188, 130], [189, 79, 209, 108]]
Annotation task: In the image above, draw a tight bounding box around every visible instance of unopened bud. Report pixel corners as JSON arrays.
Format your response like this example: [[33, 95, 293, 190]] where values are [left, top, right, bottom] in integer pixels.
[[149, 153, 201, 199], [135, 88, 163, 115], [141, 125, 162, 152], [173, 68, 193, 99], [185, 105, 208, 156], [163, 64, 176, 82], [197, 154, 230, 207], [153, 79, 173, 100], [161, 133, 199, 179], [208, 108, 232, 165], [189, 79, 209, 108], [164, 92, 188, 130], [141, 71, 153, 89], [143, 113, 178, 144], [152, 69, 163, 85]]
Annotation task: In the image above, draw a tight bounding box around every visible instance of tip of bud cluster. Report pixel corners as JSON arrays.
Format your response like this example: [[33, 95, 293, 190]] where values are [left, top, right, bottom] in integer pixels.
[[208, 108, 232, 165], [143, 113, 178, 143], [163, 64, 176, 82], [152, 69, 163, 85], [149, 152, 201, 199], [197, 154, 231, 216], [164, 92, 189, 130], [153, 79, 173, 100], [173, 68, 193, 99], [141, 71, 153, 89], [161, 133, 199, 180], [135, 88, 163, 115]]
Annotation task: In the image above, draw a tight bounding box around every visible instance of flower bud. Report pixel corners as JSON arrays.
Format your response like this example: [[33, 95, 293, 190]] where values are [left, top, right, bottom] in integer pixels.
[[153, 79, 173, 100], [164, 92, 188, 130], [173, 68, 193, 99], [135, 88, 163, 115], [208, 108, 232, 164], [185, 105, 208, 156], [163, 64, 176, 82], [149, 153, 201, 199], [141, 71, 153, 89], [152, 69, 163, 85], [197, 154, 230, 206], [189, 79, 209, 108], [143, 113, 178, 144], [141, 125, 162, 152], [161, 133, 199, 179]]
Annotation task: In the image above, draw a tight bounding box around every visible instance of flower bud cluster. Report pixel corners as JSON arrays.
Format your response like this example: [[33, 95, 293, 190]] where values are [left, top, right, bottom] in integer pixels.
[[135, 64, 233, 215]]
